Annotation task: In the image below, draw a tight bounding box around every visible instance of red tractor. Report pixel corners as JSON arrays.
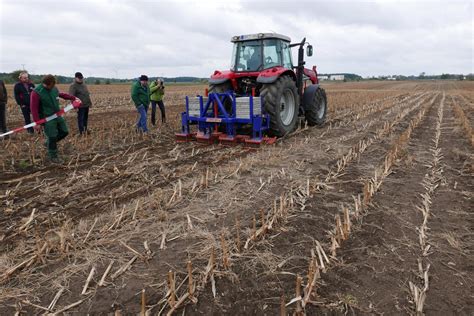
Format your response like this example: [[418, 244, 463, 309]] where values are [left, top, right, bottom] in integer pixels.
[[176, 33, 327, 145], [209, 33, 327, 136]]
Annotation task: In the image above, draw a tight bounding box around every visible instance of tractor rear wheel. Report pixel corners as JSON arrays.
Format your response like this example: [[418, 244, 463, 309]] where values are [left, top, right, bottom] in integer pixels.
[[305, 87, 327, 126], [261, 76, 299, 137]]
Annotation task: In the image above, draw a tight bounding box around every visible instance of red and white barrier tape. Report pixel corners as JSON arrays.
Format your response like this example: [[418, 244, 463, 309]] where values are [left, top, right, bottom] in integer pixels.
[[0, 100, 81, 138]]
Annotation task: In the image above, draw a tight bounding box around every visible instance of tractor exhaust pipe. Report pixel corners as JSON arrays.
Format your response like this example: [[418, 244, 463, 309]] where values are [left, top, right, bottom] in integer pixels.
[[290, 37, 306, 104]]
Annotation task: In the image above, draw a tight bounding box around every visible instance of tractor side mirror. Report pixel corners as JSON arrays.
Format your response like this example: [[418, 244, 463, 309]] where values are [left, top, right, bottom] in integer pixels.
[[306, 45, 313, 57]]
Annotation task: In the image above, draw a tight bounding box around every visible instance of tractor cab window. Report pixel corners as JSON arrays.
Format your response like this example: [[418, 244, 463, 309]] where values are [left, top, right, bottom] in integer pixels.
[[263, 39, 283, 69], [281, 41, 293, 69], [233, 40, 262, 72]]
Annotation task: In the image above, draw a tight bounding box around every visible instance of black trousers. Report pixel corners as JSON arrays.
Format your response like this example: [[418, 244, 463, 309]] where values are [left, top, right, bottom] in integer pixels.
[[0, 103, 7, 133], [151, 100, 166, 125], [20, 105, 34, 133], [77, 107, 89, 134]]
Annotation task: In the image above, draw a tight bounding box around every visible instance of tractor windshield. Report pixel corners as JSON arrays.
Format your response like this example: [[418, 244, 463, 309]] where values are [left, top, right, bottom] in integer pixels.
[[232, 40, 262, 72], [263, 39, 283, 69]]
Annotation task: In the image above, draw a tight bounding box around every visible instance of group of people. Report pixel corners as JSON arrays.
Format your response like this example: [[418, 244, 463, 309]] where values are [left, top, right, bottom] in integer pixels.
[[131, 75, 166, 133], [0, 72, 167, 163], [0, 72, 91, 163]]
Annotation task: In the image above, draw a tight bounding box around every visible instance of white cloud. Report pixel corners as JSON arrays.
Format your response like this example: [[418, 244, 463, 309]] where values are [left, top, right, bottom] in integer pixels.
[[0, 0, 472, 78]]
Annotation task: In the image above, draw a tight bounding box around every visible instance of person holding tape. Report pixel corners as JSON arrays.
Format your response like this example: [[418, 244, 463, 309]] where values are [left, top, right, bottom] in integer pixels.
[[30, 74, 81, 163]]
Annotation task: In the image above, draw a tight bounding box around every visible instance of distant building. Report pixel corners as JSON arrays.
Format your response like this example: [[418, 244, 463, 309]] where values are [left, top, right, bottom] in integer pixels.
[[330, 74, 344, 81], [318, 75, 329, 80]]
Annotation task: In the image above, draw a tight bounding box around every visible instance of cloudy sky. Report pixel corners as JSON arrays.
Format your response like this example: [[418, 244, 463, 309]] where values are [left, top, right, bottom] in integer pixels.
[[0, 0, 472, 78]]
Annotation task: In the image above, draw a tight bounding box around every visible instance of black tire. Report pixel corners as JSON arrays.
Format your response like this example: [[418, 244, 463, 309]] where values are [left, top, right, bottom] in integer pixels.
[[261, 76, 299, 137], [209, 82, 232, 94], [209, 82, 233, 115], [305, 88, 327, 126]]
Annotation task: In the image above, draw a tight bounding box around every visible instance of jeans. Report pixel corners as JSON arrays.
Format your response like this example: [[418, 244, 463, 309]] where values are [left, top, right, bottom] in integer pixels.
[[151, 100, 166, 125], [0, 103, 7, 133], [44, 117, 69, 158], [136, 105, 148, 133], [77, 107, 89, 134], [20, 105, 34, 133]]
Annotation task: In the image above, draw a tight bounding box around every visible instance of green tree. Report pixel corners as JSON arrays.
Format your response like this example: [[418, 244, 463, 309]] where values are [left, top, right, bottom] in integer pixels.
[[105, 79, 111, 85], [95, 79, 101, 85]]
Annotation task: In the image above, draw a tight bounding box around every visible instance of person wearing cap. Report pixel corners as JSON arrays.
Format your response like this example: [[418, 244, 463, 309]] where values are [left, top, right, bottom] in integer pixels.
[[131, 75, 150, 133], [69, 72, 92, 135], [0, 79, 8, 137], [13, 71, 35, 133], [30, 74, 81, 163], [149, 78, 166, 126]]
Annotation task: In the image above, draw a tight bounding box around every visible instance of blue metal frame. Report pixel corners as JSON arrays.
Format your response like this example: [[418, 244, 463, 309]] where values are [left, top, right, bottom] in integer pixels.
[[179, 92, 270, 141]]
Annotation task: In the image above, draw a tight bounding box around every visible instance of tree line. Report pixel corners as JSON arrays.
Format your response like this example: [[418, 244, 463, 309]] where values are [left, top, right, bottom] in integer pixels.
[[0, 70, 207, 85], [1, 70, 472, 84]]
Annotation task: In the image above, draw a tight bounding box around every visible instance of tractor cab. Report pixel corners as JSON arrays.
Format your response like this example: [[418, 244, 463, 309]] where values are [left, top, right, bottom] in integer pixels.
[[230, 33, 293, 72], [211, 33, 318, 98]]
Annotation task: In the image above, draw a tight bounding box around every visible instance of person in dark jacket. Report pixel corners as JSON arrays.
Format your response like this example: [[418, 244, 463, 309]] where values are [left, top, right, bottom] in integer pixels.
[[69, 72, 92, 135], [247, 48, 262, 71], [131, 75, 150, 133], [30, 75, 79, 163], [14, 72, 35, 133], [0, 79, 8, 136]]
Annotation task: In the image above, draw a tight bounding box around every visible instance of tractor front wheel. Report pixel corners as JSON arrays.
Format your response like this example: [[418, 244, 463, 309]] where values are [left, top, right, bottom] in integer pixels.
[[209, 82, 232, 94], [261, 76, 299, 137], [209, 82, 233, 115]]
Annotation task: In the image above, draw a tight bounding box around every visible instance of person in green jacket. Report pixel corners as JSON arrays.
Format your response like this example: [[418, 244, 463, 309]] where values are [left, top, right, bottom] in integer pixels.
[[30, 75, 80, 163], [149, 78, 166, 126], [131, 75, 150, 133]]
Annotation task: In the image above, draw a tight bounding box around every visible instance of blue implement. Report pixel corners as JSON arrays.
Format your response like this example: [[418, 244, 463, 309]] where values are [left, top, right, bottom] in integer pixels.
[[176, 91, 275, 146]]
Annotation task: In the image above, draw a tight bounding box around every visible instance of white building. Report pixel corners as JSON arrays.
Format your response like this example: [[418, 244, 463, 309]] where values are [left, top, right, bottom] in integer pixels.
[[329, 74, 345, 81], [318, 75, 329, 80]]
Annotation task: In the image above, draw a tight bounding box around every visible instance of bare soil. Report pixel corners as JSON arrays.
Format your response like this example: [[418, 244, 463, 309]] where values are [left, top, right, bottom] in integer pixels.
[[0, 81, 472, 315]]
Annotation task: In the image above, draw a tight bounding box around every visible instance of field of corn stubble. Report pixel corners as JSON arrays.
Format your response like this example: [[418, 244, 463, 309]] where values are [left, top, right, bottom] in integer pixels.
[[0, 80, 472, 315]]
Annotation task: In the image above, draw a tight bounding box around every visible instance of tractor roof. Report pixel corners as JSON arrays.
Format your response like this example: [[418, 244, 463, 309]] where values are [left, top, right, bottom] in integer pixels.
[[231, 33, 291, 43]]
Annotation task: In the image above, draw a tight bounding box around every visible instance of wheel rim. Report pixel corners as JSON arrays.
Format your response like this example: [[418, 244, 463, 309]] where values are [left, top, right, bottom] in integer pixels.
[[279, 89, 296, 125], [317, 98, 326, 119]]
